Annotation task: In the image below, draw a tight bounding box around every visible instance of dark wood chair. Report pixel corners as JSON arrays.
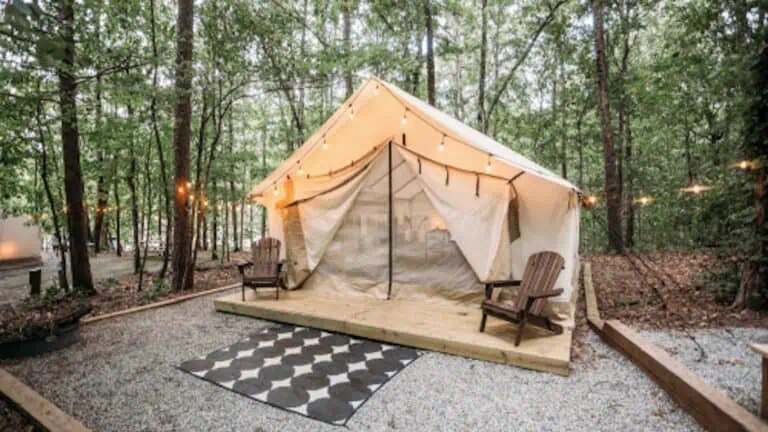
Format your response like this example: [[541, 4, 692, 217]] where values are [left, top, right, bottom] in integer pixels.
[[236, 237, 283, 301], [479, 251, 565, 346]]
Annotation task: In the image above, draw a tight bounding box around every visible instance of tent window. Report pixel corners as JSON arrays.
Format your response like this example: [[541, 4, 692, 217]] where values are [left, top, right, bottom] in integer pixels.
[[508, 196, 521, 243]]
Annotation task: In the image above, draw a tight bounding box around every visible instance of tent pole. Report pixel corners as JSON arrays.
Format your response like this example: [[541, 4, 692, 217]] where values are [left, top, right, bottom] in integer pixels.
[[387, 139, 393, 300]]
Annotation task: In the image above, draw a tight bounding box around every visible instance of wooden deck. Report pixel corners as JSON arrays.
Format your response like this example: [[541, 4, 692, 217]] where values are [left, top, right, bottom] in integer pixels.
[[214, 289, 573, 376]]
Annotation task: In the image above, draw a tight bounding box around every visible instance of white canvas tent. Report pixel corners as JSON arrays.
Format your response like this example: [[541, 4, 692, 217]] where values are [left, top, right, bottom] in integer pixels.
[[0, 216, 41, 264], [249, 78, 580, 315]]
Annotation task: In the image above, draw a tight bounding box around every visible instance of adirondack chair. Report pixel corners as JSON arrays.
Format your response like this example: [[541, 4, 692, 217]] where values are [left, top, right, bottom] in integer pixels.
[[479, 251, 565, 346], [236, 237, 283, 301]]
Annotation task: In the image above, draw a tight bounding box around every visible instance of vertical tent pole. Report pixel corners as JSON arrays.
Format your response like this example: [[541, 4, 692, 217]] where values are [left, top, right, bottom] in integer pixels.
[[387, 139, 394, 300]]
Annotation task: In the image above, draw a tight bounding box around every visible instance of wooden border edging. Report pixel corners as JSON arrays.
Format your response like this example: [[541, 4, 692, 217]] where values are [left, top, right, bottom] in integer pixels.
[[583, 262, 768, 432], [0, 368, 89, 432], [82, 283, 240, 324]]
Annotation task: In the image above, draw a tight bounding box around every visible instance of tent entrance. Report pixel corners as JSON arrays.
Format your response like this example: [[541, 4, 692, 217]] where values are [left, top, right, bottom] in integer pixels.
[[303, 140, 484, 306]]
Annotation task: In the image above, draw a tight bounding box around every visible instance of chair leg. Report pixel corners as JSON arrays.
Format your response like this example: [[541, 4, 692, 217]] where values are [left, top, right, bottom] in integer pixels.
[[479, 312, 487, 332], [515, 313, 527, 346]]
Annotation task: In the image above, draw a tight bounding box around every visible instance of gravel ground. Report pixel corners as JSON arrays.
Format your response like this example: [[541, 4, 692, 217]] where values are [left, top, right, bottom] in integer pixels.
[[1, 290, 763, 431]]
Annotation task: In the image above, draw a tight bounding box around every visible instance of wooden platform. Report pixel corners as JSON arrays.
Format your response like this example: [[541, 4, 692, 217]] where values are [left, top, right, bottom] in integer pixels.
[[214, 289, 573, 376]]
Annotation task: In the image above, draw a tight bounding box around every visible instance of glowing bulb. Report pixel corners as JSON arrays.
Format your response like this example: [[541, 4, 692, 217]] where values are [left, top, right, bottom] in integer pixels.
[[186, 181, 191, 188], [322, 136, 328, 150], [401, 108, 408, 128], [273, 184, 279, 196], [177, 186, 184, 194], [373, 84, 380, 96], [189, 194, 195, 202], [640, 197, 649, 205], [588, 196, 598, 205], [692, 185, 701, 194], [348, 104, 355, 119], [485, 155, 493, 173], [739, 160, 749, 170], [297, 163, 305, 176], [439, 134, 446, 152]]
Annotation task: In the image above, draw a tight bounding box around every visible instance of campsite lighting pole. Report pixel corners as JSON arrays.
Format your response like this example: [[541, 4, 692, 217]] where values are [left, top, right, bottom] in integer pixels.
[[387, 138, 393, 300]]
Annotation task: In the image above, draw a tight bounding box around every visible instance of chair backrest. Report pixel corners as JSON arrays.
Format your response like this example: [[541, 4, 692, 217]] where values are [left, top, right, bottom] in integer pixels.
[[251, 237, 281, 278], [514, 251, 565, 315]]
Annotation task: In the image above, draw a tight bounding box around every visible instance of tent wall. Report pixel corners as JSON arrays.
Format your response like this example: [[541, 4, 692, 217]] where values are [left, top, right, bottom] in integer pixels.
[[0, 216, 41, 262]]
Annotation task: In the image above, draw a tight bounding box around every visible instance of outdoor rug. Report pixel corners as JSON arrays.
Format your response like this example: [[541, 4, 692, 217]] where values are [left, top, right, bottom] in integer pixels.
[[178, 324, 422, 426]]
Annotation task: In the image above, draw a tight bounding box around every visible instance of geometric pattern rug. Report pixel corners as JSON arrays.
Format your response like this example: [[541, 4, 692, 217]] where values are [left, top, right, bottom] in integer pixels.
[[178, 324, 422, 426]]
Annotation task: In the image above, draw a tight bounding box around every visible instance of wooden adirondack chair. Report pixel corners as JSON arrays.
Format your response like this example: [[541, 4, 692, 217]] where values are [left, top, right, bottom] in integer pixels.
[[479, 251, 565, 346], [236, 237, 283, 301]]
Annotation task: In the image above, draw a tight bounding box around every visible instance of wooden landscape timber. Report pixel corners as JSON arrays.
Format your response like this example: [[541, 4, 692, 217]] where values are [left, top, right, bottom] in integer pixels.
[[0, 368, 90, 432], [583, 262, 768, 432], [82, 283, 240, 324], [750, 343, 768, 420]]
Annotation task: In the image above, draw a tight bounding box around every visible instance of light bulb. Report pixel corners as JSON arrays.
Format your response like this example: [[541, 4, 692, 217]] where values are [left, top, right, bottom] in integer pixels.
[[439, 135, 446, 152], [373, 84, 380, 96], [322, 136, 328, 150], [692, 185, 701, 194], [401, 108, 408, 128], [348, 105, 355, 119], [485, 155, 493, 173], [297, 163, 305, 176], [740, 160, 748, 169], [273, 184, 279, 196]]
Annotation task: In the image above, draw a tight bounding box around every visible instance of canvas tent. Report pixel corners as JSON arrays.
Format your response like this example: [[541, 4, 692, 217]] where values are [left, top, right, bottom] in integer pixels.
[[249, 78, 580, 316], [0, 216, 41, 265]]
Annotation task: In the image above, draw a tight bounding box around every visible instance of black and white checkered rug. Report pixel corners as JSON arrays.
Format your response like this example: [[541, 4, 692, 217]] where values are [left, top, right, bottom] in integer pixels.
[[178, 324, 422, 425]]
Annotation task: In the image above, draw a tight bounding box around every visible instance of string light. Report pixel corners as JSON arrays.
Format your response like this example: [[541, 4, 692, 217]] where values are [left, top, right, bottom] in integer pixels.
[[373, 84, 380, 96], [186, 181, 191, 188], [739, 160, 748, 170], [439, 134, 446, 152], [401, 108, 409, 128], [322, 135, 328, 150], [297, 162, 305, 176], [348, 104, 355, 120], [485, 154, 493, 173], [635, 196, 653, 206], [273, 183, 279, 196], [177, 185, 185, 194]]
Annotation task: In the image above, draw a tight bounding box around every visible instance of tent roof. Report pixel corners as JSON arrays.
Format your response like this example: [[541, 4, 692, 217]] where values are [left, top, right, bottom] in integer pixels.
[[250, 77, 577, 198]]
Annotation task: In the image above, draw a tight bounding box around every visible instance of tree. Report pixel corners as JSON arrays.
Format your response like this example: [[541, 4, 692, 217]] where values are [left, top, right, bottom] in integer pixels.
[[591, 0, 623, 252], [57, 0, 96, 295], [733, 28, 768, 310], [171, 0, 195, 292], [424, 0, 436, 106]]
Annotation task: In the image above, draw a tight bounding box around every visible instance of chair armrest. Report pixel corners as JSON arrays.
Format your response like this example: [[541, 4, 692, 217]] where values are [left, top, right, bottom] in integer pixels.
[[528, 288, 563, 299], [484, 280, 522, 299], [235, 260, 253, 276]]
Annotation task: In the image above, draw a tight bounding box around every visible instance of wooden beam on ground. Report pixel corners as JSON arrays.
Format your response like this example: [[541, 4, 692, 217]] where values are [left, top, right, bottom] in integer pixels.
[[582, 261, 603, 330], [0, 368, 89, 432], [750, 343, 768, 420], [599, 320, 768, 432], [82, 283, 239, 324]]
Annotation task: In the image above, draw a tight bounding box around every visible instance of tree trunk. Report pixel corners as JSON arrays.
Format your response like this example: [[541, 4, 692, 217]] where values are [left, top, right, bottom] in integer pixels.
[[478, 0, 488, 130], [424, 0, 436, 107], [171, 0, 195, 291], [625, 111, 635, 248], [126, 104, 141, 273], [591, 0, 623, 252], [114, 176, 122, 256], [212, 179, 218, 261], [150, 0, 172, 279], [57, 0, 95, 295], [36, 102, 69, 292], [342, 0, 353, 98]]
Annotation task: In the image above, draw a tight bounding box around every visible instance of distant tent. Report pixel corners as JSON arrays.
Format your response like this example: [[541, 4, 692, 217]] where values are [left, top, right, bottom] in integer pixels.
[[0, 216, 41, 266], [249, 78, 580, 315]]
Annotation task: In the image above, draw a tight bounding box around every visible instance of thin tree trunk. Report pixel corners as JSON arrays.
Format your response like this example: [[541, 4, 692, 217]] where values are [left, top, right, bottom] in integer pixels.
[[342, 0, 353, 98], [424, 0, 436, 107], [114, 176, 122, 256], [171, 0, 195, 291], [625, 111, 635, 248], [57, 0, 95, 295], [126, 103, 141, 273], [150, 0, 172, 279], [36, 102, 69, 292], [93, 74, 108, 254], [478, 0, 488, 130], [212, 179, 218, 260], [591, 0, 623, 252]]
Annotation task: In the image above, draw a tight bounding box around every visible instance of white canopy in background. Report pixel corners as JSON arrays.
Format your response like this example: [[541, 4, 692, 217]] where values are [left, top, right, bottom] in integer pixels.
[[251, 78, 580, 309]]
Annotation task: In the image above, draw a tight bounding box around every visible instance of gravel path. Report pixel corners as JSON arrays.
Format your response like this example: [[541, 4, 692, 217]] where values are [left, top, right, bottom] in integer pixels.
[[2, 291, 762, 431]]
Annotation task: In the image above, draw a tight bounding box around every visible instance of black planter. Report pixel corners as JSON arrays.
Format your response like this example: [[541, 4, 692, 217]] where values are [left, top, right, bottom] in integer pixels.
[[0, 306, 90, 359]]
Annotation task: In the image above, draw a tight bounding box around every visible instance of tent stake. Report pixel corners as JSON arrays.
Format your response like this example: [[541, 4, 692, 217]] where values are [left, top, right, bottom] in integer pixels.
[[387, 139, 393, 300]]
